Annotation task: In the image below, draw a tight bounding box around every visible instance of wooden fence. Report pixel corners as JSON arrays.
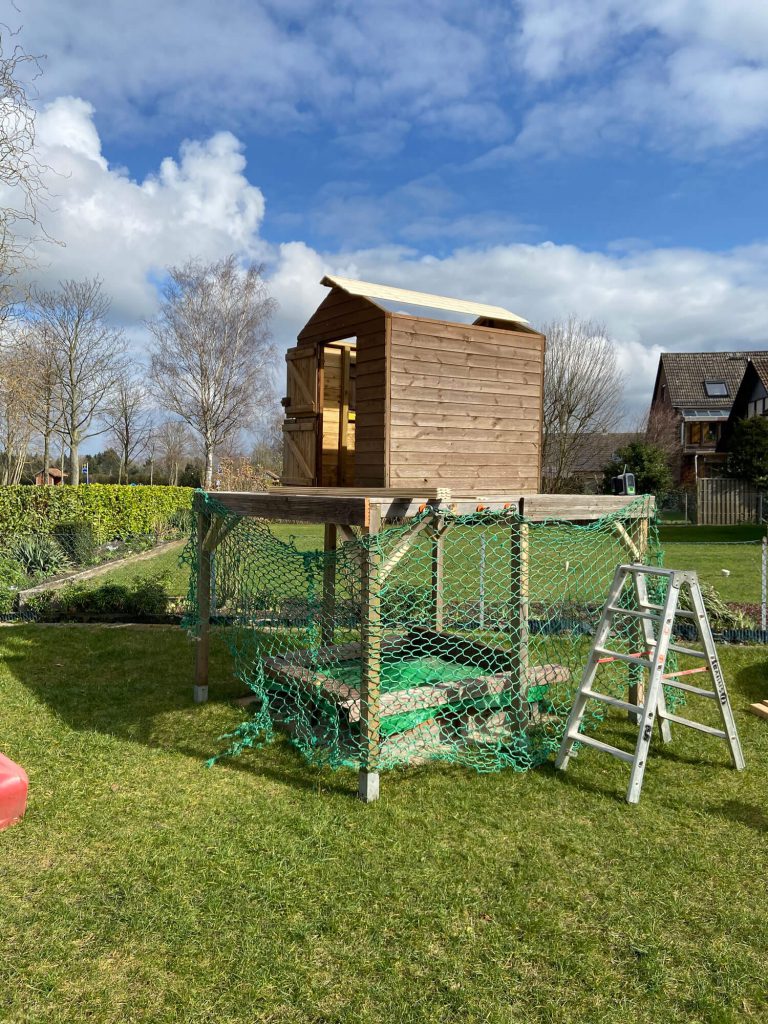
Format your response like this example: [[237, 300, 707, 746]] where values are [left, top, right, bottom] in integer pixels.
[[696, 478, 764, 525]]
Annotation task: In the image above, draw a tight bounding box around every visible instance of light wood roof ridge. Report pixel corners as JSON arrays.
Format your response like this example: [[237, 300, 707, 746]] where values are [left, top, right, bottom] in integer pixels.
[[321, 274, 529, 326]]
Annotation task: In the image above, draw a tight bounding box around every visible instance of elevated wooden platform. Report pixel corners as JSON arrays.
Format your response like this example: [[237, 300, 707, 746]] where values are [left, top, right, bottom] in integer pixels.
[[202, 487, 653, 526], [192, 485, 655, 801]]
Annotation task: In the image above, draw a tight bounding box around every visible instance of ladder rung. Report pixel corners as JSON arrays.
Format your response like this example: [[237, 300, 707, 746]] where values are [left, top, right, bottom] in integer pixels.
[[647, 639, 708, 659], [568, 732, 635, 763], [640, 602, 697, 620], [663, 679, 716, 698], [668, 644, 708, 659], [606, 605, 661, 622], [594, 647, 653, 668], [619, 565, 675, 578], [658, 712, 726, 738], [582, 689, 643, 714]]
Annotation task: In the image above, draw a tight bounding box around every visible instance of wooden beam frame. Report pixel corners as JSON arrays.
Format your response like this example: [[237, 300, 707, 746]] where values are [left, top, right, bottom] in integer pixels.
[[206, 491, 370, 526], [359, 502, 382, 802], [379, 515, 434, 584], [202, 515, 240, 554], [197, 489, 653, 526], [510, 519, 530, 687], [322, 524, 337, 646]]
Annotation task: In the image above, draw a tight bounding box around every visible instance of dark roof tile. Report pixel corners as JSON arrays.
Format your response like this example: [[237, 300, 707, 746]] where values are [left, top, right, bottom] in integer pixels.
[[660, 351, 768, 409]]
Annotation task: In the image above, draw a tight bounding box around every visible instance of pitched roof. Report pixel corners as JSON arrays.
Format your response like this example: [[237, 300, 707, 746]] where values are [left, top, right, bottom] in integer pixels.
[[659, 351, 768, 409], [321, 274, 530, 326], [543, 432, 638, 476], [749, 355, 768, 392], [718, 356, 768, 451]]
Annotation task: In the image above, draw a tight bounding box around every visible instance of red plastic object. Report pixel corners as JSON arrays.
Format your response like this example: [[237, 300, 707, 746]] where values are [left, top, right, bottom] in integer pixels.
[[0, 752, 28, 830]]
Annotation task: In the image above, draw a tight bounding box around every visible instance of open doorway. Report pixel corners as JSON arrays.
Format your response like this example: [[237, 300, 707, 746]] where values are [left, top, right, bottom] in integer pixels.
[[320, 340, 356, 485]]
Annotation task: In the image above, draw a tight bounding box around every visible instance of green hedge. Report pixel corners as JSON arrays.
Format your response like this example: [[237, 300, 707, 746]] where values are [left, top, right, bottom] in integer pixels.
[[0, 485, 193, 542]]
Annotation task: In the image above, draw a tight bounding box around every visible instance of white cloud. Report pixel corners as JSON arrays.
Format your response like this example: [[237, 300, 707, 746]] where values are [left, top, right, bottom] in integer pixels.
[[8, 97, 268, 320], [19, 1, 510, 146], [17, 1, 768, 161], [6, 100, 768, 423], [307, 240, 768, 415], [512, 0, 768, 154]]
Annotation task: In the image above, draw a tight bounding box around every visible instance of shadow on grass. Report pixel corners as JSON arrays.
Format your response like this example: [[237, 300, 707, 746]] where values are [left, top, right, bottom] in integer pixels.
[[715, 799, 768, 833], [5, 624, 764, 806], [734, 658, 768, 703], [0, 624, 358, 798]]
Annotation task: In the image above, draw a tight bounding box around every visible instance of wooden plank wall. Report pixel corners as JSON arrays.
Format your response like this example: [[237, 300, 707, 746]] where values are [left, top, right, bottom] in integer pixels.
[[696, 477, 762, 525], [387, 315, 545, 490], [297, 289, 387, 488]]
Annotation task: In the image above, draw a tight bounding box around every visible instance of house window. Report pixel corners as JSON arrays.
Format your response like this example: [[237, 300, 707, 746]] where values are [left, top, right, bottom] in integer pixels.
[[704, 380, 728, 397], [687, 422, 720, 446]]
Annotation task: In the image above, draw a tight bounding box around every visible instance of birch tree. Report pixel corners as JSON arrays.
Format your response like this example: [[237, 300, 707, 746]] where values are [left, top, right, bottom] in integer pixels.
[[147, 256, 276, 488], [541, 316, 624, 493], [154, 418, 192, 486], [28, 278, 126, 484], [104, 370, 151, 482]]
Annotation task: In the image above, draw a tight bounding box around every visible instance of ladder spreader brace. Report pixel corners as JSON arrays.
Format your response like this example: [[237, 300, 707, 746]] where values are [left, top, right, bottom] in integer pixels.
[[555, 564, 745, 804]]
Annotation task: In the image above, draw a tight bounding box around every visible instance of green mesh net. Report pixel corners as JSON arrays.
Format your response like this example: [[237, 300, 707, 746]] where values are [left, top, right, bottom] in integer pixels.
[[184, 493, 665, 775]]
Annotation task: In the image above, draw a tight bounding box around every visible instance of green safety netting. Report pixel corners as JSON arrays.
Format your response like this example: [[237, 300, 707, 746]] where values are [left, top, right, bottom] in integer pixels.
[[183, 492, 667, 774]]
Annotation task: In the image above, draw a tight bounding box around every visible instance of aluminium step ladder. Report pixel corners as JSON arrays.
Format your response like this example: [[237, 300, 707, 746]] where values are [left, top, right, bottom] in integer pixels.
[[555, 564, 745, 804]]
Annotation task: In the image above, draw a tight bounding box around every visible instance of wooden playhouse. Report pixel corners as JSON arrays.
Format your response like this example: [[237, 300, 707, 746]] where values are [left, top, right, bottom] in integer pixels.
[[280, 275, 546, 491]]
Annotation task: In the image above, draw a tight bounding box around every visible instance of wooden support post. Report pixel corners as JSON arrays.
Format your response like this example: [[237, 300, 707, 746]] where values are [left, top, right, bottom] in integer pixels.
[[510, 519, 530, 690], [322, 523, 337, 646], [359, 503, 382, 802], [431, 517, 445, 630], [625, 517, 650, 720], [194, 508, 212, 703]]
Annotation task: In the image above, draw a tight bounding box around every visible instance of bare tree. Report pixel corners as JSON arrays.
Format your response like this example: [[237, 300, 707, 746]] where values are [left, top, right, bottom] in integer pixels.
[[28, 278, 127, 484], [0, 340, 33, 483], [18, 324, 63, 483], [104, 370, 151, 482], [0, 28, 47, 318], [154, 418, 192, 486], [251, 404, 283, 475], [147, 256, 276, 488], [541, 316, 625, 493]]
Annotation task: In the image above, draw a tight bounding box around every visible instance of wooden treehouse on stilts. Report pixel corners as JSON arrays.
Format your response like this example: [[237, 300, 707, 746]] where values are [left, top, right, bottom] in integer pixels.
[[192, 277, 655, 801]]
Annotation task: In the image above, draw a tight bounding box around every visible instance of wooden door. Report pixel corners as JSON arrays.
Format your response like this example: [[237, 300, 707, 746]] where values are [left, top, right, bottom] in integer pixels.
[[284, 347, 318, 416], [282, 419, 317, 485], [281, 346, 319, 485]]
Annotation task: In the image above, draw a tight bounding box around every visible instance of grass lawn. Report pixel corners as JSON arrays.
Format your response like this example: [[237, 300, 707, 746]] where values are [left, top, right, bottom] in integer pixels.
[[77, 525, 325, 598], [1, 624, 767, 1023], [660, 525, 765, 604]]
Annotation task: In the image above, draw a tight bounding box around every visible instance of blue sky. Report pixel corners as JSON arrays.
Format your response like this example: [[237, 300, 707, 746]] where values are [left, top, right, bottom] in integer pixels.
[[9, 0, 768, 418]]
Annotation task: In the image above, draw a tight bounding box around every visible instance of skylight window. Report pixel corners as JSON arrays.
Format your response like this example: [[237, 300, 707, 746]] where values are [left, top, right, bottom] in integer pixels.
[[704, 380, 728, 397]]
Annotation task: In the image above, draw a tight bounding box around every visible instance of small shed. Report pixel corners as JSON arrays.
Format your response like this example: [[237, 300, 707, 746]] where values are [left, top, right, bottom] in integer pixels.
[[34, 468, 66, 486], [281, 276, 546, 491]]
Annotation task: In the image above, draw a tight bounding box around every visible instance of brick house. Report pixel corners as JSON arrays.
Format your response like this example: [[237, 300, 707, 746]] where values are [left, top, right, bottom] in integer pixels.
[[648, 352, 768, 485], [718, 356, 768, 451]]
